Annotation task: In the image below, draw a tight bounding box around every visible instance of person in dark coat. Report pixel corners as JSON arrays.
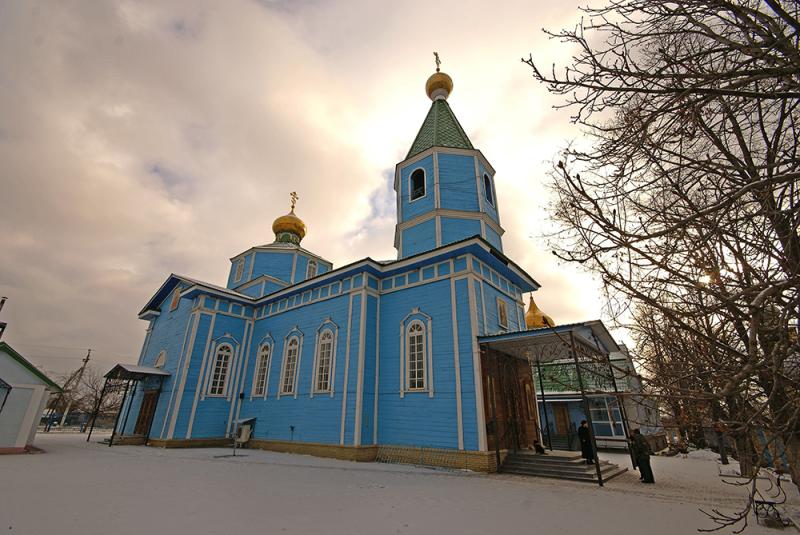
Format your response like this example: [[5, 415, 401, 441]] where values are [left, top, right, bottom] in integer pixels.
[[631, 429, 655, 483], [578, 420, 595, 464]]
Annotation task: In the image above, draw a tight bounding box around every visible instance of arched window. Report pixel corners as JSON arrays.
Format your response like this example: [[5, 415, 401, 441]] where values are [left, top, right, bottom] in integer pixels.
[[306, 259, 317, 279], [154, 350, 167, 369], [252, 344, 271, 396], [483, 174, 494, 206], [209, 344, 233, 396], [314, 330, 334, 392], [281, 337, 300, 395], [169, 288, 181, 311], [410, 169, 425, 201], [406, 321, 426, 390]]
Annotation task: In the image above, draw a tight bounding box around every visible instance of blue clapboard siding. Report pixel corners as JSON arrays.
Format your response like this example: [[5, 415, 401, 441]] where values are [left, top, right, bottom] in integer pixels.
[[399, 155, 435, 221], [441, 217, 482, 246], [401, 219, 436, 257], [438, 153, 479, 211], [377, 278, 461, 449]]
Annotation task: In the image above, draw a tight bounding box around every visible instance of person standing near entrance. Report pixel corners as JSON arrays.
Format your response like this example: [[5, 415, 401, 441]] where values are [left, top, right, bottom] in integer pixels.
[[631, 429, 655, 483], [578, 420, 595, 464]]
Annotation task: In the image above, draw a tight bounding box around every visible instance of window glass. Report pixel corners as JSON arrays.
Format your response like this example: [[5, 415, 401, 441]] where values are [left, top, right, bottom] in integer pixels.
[[407, 322, 425, 390], [497, 299, 508, 329], [253, 345, 271, 396], [315, 330, 334, 392], [483, 174, 494, 205], [234, 259, 245, 282], [209, 345, 232, 395], [281, 338, 299, 394], [410, 169, 425, 201], [306, 260, 317, 279]]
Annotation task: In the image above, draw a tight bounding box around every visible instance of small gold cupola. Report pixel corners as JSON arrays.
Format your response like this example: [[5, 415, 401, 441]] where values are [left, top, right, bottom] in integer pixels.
[[525, 295, 555, 329], [272, 191, 307, 245], [425, 51, 453, 101]]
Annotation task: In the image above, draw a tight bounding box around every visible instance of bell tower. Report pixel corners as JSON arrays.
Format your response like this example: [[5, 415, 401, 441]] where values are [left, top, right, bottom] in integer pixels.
[[394, 55, 505, 259]]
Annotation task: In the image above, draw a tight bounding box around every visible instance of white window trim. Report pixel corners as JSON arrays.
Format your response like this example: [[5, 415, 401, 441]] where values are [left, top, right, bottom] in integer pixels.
[[311, 327, 337, 396], [398, 309, 434, 398], [483, 173, 495, 207], [306, 259, 318, 279], [154, 350, 167, 369], [497, 297, 509, 331], [207, 343, 234, 397], [251, 343, 272, 398], [408, 167, 427, 203], [278, 334, 303, 398], [234, 259, 245, 283]]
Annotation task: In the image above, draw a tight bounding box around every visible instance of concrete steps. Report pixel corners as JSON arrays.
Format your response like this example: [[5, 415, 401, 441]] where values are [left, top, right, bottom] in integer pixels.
[[501, 451, 627, 483]]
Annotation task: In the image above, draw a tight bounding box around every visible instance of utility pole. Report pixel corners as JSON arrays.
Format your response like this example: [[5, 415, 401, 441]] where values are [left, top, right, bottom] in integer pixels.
[[58, 349, 91, 427], [45, 349, 91, 431], [0, 296, 8, 341]]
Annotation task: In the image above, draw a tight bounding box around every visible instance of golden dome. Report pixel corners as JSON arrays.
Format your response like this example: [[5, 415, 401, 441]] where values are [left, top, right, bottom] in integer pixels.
[[272, 209, 306, 244], [525, 295, 555, 329], [426, 71, 453, 100]]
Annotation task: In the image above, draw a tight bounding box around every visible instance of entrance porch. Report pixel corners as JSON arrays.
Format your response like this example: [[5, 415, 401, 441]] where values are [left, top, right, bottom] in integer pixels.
[[478, 321, 632, 485]]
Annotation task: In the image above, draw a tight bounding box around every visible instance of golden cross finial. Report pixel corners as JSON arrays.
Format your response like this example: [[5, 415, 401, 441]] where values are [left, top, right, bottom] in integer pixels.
[[434, 51, 441, 73], [290, 191, 299, 211]]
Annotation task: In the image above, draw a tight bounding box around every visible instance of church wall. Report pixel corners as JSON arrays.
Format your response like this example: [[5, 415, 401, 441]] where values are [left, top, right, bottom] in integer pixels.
[[478, 162, 499, 226], [226, 252, 255, 288], [401, 219, 436, 257], [454, 276, 480, 451], [438, 153, 479, 212], [399, 155, 435, 221], [237, 290, 355, 445], [294, 254, 309, 283], [182, 312, 250, 439], [124, 289, 195, 437], [484, 225, 502, 251], [342, 292, 362, 445], [252, 251, 294, 284], [441, 217, 482, 246], [168, 312, 214, 439], [357, 293, 379, 446], [376, 278, 462, 450], [479, 280, 523, 335]]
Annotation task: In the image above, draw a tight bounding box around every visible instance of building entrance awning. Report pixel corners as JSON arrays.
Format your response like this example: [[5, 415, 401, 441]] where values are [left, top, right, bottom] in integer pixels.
[[104, 364, 170, 381], [477, 320, 620, 363]]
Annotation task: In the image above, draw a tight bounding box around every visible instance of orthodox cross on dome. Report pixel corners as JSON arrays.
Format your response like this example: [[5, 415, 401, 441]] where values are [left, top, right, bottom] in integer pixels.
[[434, 51, 441, 73], [290, 191, 299, 211]]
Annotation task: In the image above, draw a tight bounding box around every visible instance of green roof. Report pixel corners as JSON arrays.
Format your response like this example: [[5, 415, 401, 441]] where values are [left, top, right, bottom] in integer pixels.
[[407, 99, 474, 158], [0, 342, 62, 391]]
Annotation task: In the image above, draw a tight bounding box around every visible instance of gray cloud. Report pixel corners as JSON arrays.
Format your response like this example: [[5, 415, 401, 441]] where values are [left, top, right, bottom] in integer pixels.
[[0, 0, 619, 375]]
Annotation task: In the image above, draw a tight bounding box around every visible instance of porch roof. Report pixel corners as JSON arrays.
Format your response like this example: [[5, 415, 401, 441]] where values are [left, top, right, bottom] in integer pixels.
[[105, 364, 170, 381], [477, 320, 620, 363]]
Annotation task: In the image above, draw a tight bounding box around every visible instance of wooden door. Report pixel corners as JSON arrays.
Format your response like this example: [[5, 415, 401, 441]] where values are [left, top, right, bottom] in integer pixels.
[[133, 390, 159, 436], [553, 403, 570, 435]]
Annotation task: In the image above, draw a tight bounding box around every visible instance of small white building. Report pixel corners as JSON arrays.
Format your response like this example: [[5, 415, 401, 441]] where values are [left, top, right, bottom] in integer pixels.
[[0, 342, 61, 453]]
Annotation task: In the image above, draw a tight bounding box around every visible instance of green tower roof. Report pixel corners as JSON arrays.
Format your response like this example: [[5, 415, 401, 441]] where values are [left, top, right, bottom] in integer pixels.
[[406, 99, 474, 158]]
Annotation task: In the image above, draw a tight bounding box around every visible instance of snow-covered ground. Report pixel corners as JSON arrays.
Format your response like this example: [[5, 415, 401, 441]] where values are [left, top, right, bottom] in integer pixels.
[[0, 434, 794, 535]]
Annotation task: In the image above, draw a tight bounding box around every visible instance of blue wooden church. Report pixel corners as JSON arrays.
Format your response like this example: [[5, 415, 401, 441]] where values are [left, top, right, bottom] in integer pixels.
[[100, 64, 626, 473]]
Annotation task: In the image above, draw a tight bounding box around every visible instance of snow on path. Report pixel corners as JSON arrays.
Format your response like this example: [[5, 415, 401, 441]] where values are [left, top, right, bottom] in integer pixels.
[[0, 434, 787, 535]]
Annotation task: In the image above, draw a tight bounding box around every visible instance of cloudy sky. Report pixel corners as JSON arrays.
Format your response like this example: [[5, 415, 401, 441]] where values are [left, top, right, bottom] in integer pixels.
[[0, 0, 611, 376]]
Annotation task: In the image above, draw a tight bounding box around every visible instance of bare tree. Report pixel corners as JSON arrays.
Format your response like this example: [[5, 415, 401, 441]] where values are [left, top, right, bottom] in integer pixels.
[[525, 1, 799, 529]]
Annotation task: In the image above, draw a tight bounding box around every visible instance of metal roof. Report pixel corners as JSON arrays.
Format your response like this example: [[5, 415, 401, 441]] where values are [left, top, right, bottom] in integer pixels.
[[105, 364, 170, 381], [407, 99, 474, 158], [478, 321, 621, 364]]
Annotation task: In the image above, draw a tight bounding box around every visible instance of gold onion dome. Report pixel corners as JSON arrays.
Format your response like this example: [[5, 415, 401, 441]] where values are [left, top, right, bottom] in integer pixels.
[[426, 71, 453, 100], [426, 51, 453, 100], [272, 192, 306, 245], [525, 295, 555, 329]]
